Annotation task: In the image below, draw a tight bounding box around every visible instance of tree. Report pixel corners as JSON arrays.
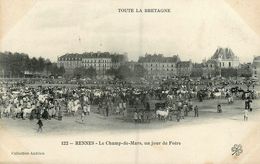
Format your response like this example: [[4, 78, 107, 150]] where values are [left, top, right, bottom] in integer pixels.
[[45, 59, 53, 75], [116, 65, 133, 79], [133, 64, 147, 77], [37, 57, 45, 72], [85, 67, 96, 78], [221, 68, 237, 78], [238, 65, 253, 78], [73, 67, 87, 79], [31, 57, 38, 72], [48, 63, 65, 77], [0, 52, 59, 78], [58, 66, 65, 76], [106, 68, 118, 76], [191, 67, 203, 77]]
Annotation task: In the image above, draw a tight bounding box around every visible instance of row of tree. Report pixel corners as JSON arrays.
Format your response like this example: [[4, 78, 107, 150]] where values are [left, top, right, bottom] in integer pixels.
[[190, 67, 252, 78], [71, 64, 147, 79], [0, 52, 65, 77]]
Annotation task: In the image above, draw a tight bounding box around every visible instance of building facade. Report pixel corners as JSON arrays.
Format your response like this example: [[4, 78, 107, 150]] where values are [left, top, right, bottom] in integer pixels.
[[138, 54, 180, 79], [57, 54, 82, 69], [110, 54, 128, 69], [252, 56, 260, 80], [176, 61, 193, 77], [57, 52, 127, 75], [204, 59, 220, 78], [210, 47, 240, 68]]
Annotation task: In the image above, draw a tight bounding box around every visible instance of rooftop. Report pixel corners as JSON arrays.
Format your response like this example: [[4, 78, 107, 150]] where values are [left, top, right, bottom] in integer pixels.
[[211, 47, 238, 60], [177, 61, 192, 67], [58, 52, 127, 62], [138, 54, 180, 63]]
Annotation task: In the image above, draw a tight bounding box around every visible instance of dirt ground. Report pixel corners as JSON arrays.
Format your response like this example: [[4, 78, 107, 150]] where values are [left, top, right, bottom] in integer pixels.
[[0, 98, 260, 163]]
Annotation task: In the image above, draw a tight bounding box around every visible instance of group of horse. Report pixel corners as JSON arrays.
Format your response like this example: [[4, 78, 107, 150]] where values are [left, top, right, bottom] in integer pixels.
[[152, 86, 260, 121]]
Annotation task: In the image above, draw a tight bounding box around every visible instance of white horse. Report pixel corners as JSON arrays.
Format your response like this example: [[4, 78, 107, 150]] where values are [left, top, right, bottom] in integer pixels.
[[190, 91, 197, 98], [71, 104, 81, 116], [4, 104, 12, 117], [23, 105, 36, 118], [94, 90, 102, 97], [228, 96, 234, 104], [38, 94, 48, 103], [156, 109, 169, 120], [213, 92, 222, 99], [11, 106, 22, 118], [48, 107, 56, 118], [68, 100, 81, 116]]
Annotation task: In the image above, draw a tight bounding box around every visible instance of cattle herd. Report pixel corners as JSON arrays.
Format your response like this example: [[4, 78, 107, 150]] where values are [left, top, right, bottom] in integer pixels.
[[0, 79, 259, 124]]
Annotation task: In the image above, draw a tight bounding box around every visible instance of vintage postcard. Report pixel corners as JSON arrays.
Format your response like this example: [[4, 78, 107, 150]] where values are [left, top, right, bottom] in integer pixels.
[[0, 0, 260, 163]]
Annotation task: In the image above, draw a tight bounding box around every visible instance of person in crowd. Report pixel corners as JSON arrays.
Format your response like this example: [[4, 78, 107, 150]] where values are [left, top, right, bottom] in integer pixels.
[[244, 108, 248, 121], [194, 105, 199, 117], [245, 98, 249, 109], [176, 109, 181, 122], [87, 103, 91, 115], [105, 103, 109, 117], [183, 103, 188, 116], [217, 104, 222, 113], [37, 119, 43, 132], [248, 98, 253, 112], [138, 110, 143, 123]]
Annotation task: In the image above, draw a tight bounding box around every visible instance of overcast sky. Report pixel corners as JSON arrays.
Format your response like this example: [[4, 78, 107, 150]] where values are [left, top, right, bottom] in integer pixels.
[[1, 0, 260, 63]]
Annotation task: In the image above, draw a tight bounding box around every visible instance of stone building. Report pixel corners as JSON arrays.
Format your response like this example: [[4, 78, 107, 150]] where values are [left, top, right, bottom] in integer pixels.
[[204, 59, 220, 78], [57, 52, 127, 75], [176, 61, 193, 77], [138, 54, 180, 79], [210, 47, 240, 68], [252, 56, 260, 80], [81, 52, 112, 75], [57, 53, 83, 69]]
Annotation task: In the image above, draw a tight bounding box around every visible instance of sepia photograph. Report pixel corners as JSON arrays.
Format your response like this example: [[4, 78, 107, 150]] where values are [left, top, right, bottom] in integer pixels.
[[0, 0, 260, 163]]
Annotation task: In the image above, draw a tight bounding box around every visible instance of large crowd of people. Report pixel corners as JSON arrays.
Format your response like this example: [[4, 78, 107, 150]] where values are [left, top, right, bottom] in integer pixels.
[[0, 78, 259, 128]]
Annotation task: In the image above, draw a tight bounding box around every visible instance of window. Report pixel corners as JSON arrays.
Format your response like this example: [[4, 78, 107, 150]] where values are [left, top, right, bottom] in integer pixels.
[[222, 62, 224, 67], [229, 62, 231, 67]]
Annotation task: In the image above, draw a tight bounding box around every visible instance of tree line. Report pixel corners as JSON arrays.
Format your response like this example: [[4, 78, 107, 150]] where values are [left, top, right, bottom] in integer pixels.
[[190, 66, 252, 78], [71, 64, 147, 80], [0, 52, 65, 78]]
